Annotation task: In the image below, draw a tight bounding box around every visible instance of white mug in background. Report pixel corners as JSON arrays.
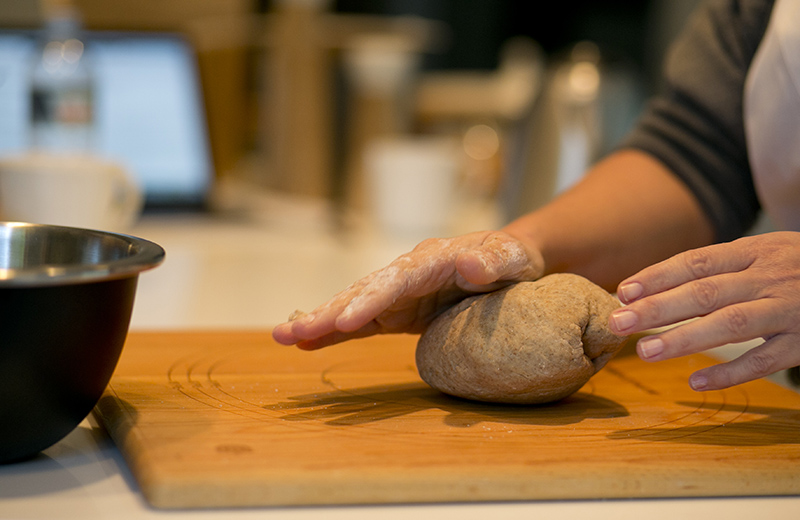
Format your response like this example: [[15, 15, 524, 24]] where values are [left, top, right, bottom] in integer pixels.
[[0, 153, 143, 232], [364, 136, 460, 239]]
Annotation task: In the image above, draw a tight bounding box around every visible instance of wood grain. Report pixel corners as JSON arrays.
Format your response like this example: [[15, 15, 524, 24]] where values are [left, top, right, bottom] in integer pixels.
[[94, 331, 800, 509]]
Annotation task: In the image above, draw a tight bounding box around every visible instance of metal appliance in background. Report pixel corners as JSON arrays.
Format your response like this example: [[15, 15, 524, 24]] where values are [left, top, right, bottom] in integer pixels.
[[501, 41, 645, 222]]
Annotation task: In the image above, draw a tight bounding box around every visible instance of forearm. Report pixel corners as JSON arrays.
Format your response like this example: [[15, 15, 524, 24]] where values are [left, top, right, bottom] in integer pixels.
[[501, 149, 715, 292]]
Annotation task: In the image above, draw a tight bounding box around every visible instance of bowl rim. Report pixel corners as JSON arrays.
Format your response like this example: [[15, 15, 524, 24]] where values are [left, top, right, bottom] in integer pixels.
[[0, 221, 165, 287]]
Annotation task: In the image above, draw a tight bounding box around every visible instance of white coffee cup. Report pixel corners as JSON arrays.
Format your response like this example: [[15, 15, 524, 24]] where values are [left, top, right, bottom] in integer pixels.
[[364, 136, 460, 238], [0, 152, 143, 232]]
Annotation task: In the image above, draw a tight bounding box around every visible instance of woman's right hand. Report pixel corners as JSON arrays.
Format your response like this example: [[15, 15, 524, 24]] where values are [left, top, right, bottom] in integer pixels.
[[271, 230, 544, 350]]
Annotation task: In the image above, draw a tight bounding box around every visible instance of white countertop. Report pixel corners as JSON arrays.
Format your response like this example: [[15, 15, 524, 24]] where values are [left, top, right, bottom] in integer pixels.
[[2, 193, 799, 519]]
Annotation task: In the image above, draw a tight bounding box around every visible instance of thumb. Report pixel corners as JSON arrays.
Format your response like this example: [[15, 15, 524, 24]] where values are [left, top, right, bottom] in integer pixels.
[[455, 232, 542, 288]]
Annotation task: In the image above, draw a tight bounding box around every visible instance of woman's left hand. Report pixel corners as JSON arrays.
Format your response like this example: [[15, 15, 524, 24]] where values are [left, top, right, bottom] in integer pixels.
[[608, 231, 800, 391]]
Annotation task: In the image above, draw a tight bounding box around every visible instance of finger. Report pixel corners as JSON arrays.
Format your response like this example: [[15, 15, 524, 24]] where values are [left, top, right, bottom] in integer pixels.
[[617, 240, 755, 304], [335, 237, 487, 330], [295, 320, 385, 351], [272, 321, 302, 345], [305, 253, 457, 336], [334, 264, 416, 332], [284, 294, 358, 339], [278, 238, 469, 343], [273, 287, 370, 344], [634, 299, 785, 362], [298, 253, 422, 334], [335, 236, 504, 330], [609, 271, 760, 335], [687, 334, 800, 391]]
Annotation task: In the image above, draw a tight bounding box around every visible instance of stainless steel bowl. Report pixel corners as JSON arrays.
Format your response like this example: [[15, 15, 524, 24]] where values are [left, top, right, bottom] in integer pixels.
[[0, 222, 164, 463]]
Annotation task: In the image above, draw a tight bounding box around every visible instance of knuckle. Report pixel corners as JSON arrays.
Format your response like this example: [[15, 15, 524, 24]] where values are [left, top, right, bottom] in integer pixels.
[[484, 231, 507, 244], [684, 249, 715, 278], [635, 297, 665, 324], [676, 330, 694, 352], [391, 253, 414, 271], [743, 350, 777, 379], [412, 237, 441, 252], [701, 366, 733, 390], [721, 306, 749, 335], [416, 236, 459, 255], [691, 279, 719, 312], [668, 327, 695, 355], [496, 241, 528, 269]]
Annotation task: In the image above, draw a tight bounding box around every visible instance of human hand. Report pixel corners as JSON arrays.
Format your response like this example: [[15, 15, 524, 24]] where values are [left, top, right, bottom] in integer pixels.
[[608, 231, 800, 391], [272, 231, 544, 350]]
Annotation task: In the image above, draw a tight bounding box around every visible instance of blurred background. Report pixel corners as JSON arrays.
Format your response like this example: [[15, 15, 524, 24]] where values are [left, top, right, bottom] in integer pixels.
[[0, 0, 706, 329], [0, 0, 702, 233]]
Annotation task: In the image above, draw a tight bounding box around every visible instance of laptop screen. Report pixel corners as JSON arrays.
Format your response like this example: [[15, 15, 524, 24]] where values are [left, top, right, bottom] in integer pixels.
[[0, 30, 213, 207]]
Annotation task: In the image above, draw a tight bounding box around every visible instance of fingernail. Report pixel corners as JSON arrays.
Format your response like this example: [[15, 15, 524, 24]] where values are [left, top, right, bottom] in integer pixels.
[[690, 373, 708, 391], [610, 309, 637, 332], [618, 282, 643, 303], [638, 337, 664, 359]]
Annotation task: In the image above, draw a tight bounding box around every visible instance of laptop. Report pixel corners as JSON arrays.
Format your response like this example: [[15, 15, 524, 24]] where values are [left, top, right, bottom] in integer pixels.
[[0, 29, 213, 208]]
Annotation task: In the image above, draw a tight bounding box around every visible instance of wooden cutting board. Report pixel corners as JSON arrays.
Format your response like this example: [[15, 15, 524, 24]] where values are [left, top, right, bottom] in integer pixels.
[[94, 331, 800, 509]]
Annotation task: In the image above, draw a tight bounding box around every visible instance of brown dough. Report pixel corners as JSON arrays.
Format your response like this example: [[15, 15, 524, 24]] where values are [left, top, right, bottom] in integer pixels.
[[415, 273, 628, 404]]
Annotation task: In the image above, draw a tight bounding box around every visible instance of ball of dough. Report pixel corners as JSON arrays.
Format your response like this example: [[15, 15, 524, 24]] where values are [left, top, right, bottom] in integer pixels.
[[415, 273, 628, 404]]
